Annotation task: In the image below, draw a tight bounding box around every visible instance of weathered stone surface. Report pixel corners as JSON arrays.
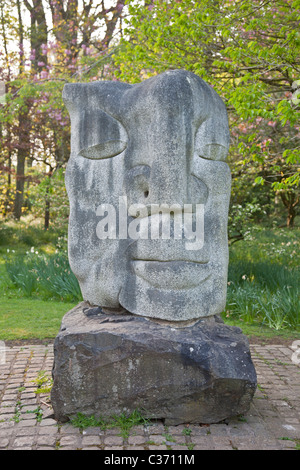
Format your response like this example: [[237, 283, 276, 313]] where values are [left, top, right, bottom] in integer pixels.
[[63, 70, 231, 321], [51, 303, 257, 425]]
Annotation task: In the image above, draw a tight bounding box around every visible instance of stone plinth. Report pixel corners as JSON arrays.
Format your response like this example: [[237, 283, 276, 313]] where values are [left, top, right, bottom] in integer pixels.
[[51, 303, 257, 425]]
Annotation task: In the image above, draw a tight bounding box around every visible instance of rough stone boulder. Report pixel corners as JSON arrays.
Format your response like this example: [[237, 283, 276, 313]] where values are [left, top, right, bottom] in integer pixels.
[[51, 302, 257, 425]]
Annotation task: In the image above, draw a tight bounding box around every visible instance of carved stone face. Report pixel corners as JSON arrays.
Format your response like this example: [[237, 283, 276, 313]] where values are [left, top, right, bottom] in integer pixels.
[[63, 70, 231, 321]]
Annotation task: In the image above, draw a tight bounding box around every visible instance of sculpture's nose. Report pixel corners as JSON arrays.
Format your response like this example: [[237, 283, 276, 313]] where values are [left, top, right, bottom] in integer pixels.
[[122, 71, 210, 212], [123, 164, 151, 210], [124, 157, 189, 212], [123, 143, 208, 213], [147, 139, 190, 207]]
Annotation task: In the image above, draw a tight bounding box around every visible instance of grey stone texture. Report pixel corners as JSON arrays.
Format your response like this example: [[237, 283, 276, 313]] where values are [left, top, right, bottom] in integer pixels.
[[56, 71, 258, 426], [63, 70, 231, 321], [51, 302, 257, 425]]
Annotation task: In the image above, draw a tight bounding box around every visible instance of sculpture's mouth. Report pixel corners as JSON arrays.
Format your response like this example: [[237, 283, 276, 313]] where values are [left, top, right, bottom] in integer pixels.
[[130, 259, 210, 290]]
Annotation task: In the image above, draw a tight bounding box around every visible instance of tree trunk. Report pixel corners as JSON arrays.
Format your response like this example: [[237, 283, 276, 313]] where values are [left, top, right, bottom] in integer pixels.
[[44, 176, 51, 230], [24, 0, 48, 73], [4, 129, 12, 215], [280, 191, 299, 228], [49, 0, 79, 60], [44, 195, 50, 230], [14, 144, 27, 219], [13, 0, 27, 220], [287, 206, 296, 228], [14, 110, 31, 220]]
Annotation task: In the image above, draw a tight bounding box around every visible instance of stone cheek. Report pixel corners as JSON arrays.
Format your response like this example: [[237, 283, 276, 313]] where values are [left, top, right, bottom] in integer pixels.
[[64, 70, 231, 321]]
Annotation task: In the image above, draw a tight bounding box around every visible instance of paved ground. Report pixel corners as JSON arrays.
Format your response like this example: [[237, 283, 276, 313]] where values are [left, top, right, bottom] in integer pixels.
[[0, 341, 299, 451]]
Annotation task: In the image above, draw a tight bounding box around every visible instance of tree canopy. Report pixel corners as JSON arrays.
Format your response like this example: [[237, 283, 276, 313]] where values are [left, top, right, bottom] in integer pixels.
[[114, 0, 300, 227], [0, 0, 299, 230], [0, 0, 126, 226]]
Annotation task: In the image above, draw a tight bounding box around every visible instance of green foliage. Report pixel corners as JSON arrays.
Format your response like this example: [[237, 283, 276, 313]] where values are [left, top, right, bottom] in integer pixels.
[[0, 222, 81, 304], [26, 168, 70, 231], [1, 224, 297, 343], [0, 0, 125, 224], [225, 227, 300, 330], [182, 427, 192, 436], [226, 271, 299, 330], [1, 0, 299, 228], [5, 256, 37, 297], [0, 220, 65, 250], [4, 251, 82, 302], [70, 409, 150, 438], [229, 226, 300, 266], [26, 407, 43, 423], [228, 201, 264, 243], [114, 0, 300, 210], [31, 370, 53, 395], [108, 410, 150, 439], [70, 412, 108, 430]]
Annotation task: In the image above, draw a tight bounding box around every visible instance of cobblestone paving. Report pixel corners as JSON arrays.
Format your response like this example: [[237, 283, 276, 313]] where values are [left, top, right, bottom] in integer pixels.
[[0, 342, 299, 450]]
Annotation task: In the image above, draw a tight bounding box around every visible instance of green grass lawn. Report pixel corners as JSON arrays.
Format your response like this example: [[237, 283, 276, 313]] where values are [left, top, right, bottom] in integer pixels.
[[224, 318, 300, 345], [0, 297, 77, 341], [0, 226, 78, 340], [0, 221, 299, 343], [0, 296, 297, 344], [0, 252, 78, 341]]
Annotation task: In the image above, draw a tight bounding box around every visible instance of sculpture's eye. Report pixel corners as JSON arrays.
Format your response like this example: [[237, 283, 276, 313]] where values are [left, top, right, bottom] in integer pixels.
[[77, 109, 128, 160], [194, 117, 229, 162]]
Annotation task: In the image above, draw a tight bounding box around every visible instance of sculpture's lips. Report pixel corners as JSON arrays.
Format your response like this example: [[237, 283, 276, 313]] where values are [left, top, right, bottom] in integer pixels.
[[131, 260, 210, 290]]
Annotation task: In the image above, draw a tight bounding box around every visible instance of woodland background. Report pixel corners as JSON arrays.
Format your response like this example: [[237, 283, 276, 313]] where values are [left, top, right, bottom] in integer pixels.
[[0, 0, 299, 338], [0, 0, 299, 232]]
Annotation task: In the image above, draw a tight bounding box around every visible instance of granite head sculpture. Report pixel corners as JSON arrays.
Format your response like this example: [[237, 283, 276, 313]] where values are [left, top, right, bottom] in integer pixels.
[[63, 70, 231, 322]]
